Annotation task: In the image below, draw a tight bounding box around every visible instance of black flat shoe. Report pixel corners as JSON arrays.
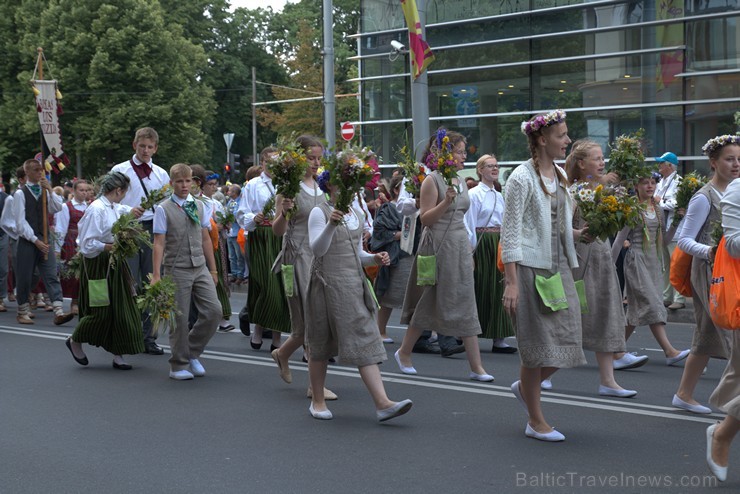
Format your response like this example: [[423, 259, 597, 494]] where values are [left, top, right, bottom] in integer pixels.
[[65, 338, 88, 366], [250, 339, 263, 350], [144, 343, 164, 355], [491, 345, 518, 354], [270, 344, 279, 352], [112, 361, 133, 370]]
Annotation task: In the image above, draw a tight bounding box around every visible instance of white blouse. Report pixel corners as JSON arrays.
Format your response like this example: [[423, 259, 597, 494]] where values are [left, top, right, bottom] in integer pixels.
[[677, 186, 723, 260], [721, 178, 740, 257], [77, 196, 132, 257], [464, 182, 504, 249], [308, 205, 374, 265]]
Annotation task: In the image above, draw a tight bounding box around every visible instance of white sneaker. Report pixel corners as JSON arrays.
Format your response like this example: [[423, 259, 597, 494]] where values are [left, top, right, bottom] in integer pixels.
[[189, 359, 206, 377], [613, 352, 649, 370], [169, 369, 195, 380], [540, 379, 553, 390]]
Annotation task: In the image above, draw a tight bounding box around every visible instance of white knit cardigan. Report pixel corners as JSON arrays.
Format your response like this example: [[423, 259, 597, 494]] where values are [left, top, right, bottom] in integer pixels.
[[501, 159, 578, 269]]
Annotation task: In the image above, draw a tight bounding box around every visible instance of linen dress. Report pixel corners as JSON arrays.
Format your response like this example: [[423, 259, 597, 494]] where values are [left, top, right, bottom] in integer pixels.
[[572, 208, 626, 352], [276, 182, 325, 339], [305, 203, 386, 366], [514, 180, 586, 368], [400, 172, 482, 337], [687, 186, 732, 357], [621, 212, 668, 327]]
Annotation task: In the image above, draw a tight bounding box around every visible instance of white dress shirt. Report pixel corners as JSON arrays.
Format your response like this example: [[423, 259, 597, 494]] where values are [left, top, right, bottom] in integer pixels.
[[656, 170, 680, 227], [12, 183, 63, 243], [464, 182, 505, 249], [353, 193, 374, 237], [54, 198, 88, 253], [396, 177, 421, 216], [77, 196, 131, 257], [236, 172, 275, 232], [721, 178, 740, 257], [110, 155, 170, 222], [153, 194, 211, 234], [0, 195, 17, 240]]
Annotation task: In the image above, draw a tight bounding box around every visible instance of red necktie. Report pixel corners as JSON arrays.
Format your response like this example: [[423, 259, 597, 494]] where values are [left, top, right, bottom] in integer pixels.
[[131, 159, 152, 180]]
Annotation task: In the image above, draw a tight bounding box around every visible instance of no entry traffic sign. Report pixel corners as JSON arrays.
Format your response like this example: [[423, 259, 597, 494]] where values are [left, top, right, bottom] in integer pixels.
[[341, 121, 355, 141]]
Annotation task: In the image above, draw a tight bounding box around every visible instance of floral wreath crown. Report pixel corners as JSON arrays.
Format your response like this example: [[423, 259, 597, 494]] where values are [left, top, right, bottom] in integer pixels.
[[702, 134, 740, 157], [521, 110, 567, 136]]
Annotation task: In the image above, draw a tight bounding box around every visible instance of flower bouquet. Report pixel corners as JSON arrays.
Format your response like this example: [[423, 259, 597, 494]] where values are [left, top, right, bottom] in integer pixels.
[[568, 182, 644, 242], [137, 274, 179, 337], [671, 171, 707, 227], [140, 184, 171, 210], [265, 140, 309, 219], [607, 129, 653, 186], [261, 196, 276, 223], [397, 145, 427, 197], [424, 129, 458, 186], [358, 147, 381, 191], [320, 145, 378, 213], [110, 212, 152, 263], [60, 252, 82, 280], [216, 209, 236, 228]]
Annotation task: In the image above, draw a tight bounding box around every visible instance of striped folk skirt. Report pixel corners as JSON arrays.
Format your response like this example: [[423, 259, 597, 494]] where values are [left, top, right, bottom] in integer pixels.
[[214, 243, 231, 319], [71, 252, 144, 355], [247, 225, 291, 333], [473, 231, 514, 340]]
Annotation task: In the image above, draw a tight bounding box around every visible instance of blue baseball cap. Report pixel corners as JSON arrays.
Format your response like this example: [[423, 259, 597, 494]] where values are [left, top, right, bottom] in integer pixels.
[[655, 152, 678, 165]]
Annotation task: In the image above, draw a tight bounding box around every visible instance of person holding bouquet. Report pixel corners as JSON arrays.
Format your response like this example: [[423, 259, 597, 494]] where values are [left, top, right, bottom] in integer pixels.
[[236, 147, 290, 351], [672, 135, 739, 414], [464, 154, 515, 354], [501, 110, 586, 442], [304, 160, 412, 422], [611, 173, 689, 371], [270, 135, 337, 401], [64, 172, 144, 369], [563, 139, 636, 398], [395, 129, 493, 382]]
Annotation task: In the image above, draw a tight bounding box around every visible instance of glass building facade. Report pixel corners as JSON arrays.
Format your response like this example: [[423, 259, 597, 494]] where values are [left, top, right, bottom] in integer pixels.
[[353, 0, 740, 173]]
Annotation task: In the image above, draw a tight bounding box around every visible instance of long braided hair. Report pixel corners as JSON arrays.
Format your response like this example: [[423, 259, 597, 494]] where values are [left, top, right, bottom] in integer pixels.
[[524, 117, 567, 196]]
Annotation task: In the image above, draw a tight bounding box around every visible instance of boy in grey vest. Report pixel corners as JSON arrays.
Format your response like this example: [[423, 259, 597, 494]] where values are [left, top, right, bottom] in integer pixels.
[[151, 164, 221, 380]]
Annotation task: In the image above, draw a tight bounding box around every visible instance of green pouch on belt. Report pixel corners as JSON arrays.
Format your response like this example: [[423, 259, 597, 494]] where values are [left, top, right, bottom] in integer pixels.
[[281, 264, 295, 298], [534, 272, 568, 313], [416, 255, 436, 286], [88, 278, 110, 308], [574, 279, 588, 314]]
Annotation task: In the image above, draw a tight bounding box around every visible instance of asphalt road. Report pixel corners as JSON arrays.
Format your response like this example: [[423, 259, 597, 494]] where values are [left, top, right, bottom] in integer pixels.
[[0, 292, 734, 493]]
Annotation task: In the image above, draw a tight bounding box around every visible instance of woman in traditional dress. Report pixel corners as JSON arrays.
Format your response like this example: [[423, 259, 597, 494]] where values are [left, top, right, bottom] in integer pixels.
[[304, 169, 412, 422], [64, 171, 144, 369], [501, 110, 586, 442], [395, 130, 494, 382], [705, 160, 740, 482], [611, 175, 690, 368], [673, 136, 739, 414], [270, 135, 337, 401], [464, 154, 515, 354], [563, 139, 636, 397], [370, 175, 410, 344], [55, 179, 91, 315]]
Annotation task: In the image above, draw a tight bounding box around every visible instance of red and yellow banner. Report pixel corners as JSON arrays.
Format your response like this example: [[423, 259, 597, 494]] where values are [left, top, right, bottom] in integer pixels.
[[401, 0, 435, 79]]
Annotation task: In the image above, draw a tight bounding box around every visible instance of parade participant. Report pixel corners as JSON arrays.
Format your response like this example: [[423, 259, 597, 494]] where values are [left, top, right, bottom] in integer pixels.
[[111, 127, 170, 355], [502, 110, 586, 442], [270, 135, 338, 400], [563, 140, 636, 398], [611, 175, 689, 369], [236, 147, 290, 350], [151, 164, 221, 380], [12, 159, 73, 326], [464, 154, 515, 353], [705, 173, 740, 482], [396, 130, 494, 382], [654, 151, 685, 310], [55, 179, 91, 314], [225, 184, 246, 284], [64, 172, 144, 369], [1, 166, 30, 305], [304, 168, 412, 422], [370, 176, 409, 344], [0, 184, 8, 312], [673, 135, 739, 414]]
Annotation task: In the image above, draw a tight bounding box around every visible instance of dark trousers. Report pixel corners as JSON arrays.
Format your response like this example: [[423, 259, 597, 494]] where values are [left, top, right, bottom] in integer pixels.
[[16, 238, 62, 306], [126, 220, 155, 344]]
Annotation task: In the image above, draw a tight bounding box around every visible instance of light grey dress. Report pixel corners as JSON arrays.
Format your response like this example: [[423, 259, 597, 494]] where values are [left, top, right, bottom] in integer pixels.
[[622, 213, 668, 326], [305, 203, 387, 366], [688, 185, 732, 358], [275, 183, 325, 340], [401, 172, 482, 337], [514, 182, 587, 368], [572, 208, 626, 352], [710, 330, 740, 420]]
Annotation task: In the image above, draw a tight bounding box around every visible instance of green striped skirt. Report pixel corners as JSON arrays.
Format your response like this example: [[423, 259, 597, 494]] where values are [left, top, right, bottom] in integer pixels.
[[72, 252, 145, 355], [473, 231, 514, 340], [247, 225, 291, 333], [215, 243, 231, 319]]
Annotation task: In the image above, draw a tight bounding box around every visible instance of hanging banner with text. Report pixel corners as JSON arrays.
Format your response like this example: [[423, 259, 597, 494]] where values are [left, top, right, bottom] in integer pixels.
[[32, 79, 68, 173]]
